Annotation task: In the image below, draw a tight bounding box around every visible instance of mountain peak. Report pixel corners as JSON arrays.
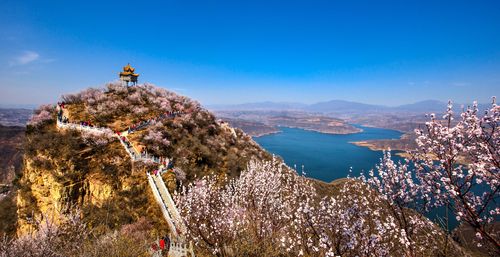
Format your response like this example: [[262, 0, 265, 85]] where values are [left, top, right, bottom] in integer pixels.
[[17, 82, 271, 235]]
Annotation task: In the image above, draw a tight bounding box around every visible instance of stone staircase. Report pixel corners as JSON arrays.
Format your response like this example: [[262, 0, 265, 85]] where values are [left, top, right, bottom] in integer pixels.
[[56, 104, 194, 257]]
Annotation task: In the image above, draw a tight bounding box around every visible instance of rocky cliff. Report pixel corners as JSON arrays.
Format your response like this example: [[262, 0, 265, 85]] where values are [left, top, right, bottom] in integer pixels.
[[0, 125, 24, 235]]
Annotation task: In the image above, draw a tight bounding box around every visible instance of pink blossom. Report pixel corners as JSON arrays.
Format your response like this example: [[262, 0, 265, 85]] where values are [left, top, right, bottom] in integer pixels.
[[28, 104, 55, 126]]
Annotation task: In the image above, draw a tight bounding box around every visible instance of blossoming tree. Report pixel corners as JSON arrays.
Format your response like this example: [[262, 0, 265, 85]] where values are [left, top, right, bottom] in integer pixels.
[[363, 98, 500, 253], [177, 159, 452, 256]]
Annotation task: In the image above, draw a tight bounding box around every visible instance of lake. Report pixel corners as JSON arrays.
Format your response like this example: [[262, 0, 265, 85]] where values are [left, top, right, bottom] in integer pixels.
[[254, 125, 458, 230], [254, 125, 404, 182]]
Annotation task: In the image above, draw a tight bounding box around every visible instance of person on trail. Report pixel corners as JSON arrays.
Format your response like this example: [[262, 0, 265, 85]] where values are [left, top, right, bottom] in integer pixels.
[[164, 236, 171, 252], [159, 239, 165, 250]]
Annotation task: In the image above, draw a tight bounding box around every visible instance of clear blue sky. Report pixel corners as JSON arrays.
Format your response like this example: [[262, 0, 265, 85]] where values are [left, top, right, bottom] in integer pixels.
[[0, 0, 499, 107]]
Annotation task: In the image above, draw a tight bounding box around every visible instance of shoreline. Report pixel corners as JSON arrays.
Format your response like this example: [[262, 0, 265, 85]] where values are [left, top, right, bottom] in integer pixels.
[[356, 123, 407, 133], [252, 125, 363, 137], [349, 141, 466, 163], [349, 140, 392, 151], [349, 140, 408, 155], [251, 130, 282, 138], [254, 125, 408, 156], [275, 125, 363, 135]]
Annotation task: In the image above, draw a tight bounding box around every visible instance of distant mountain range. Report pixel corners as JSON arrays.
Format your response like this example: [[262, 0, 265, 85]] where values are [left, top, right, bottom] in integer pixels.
[[0, 104, 36, 109], [208, 99, 491, 114], [305, 100, 388, 113], [208, 101, 307, 111]]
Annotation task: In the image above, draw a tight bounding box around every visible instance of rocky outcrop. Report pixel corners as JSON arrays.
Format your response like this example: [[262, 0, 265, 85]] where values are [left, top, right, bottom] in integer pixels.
[[15, 82, 269, 236]]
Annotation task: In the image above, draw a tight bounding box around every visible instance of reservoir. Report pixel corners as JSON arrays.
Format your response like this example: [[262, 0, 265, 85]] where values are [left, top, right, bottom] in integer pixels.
[[254, 125, 404, 182]]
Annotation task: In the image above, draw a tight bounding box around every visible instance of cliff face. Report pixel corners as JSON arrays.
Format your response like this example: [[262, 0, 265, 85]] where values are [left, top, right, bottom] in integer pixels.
[[16, 82, 269, 235], [0, 125, 24, 185], [0, 125, 25, 236], [17, 124, 163, 235]]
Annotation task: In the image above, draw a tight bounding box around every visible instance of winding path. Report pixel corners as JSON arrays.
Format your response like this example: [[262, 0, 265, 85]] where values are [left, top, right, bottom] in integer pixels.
[[56, 104, 194, 257]]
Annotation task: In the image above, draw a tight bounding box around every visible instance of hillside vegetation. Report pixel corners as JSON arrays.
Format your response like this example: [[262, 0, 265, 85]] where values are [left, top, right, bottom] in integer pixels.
[[15, 82, 270, 237]]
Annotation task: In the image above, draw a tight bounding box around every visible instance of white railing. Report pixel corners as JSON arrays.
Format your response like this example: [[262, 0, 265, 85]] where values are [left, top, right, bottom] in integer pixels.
[[169, 240, 195, 257], [147, 172, 178, 238], [55, 104, 194, 256], [57, 119, 109, 134], [151, 174, 187, 236], [150, 237, 195, 257]]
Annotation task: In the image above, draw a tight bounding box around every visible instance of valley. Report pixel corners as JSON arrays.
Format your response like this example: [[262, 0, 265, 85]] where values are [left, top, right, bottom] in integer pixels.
[[215, 110, 362, 136]]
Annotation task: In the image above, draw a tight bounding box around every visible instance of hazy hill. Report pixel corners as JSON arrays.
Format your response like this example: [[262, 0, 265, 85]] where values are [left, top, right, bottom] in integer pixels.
[[305, 99, 389, 113], [211, 99, 492, 115], [0, 108, 32, 127], [212, 99, 492, 136], [221, 118, 280, 137], [396, 100, 449, 112], [215, 110, 362, 135], [208, 101, 307, 111]]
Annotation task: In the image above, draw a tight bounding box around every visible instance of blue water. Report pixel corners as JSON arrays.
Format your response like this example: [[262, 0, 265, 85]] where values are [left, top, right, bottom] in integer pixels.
[[254, 125, 459, 230], [254, 126, 404, 182]]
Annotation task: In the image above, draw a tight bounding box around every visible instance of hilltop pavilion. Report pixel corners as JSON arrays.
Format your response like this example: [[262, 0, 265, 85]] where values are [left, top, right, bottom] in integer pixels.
[[119, 63, 139, 86]]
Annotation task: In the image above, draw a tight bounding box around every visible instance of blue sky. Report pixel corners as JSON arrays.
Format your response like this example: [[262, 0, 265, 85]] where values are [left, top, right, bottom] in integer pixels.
[[0, 0, 499, 107]]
